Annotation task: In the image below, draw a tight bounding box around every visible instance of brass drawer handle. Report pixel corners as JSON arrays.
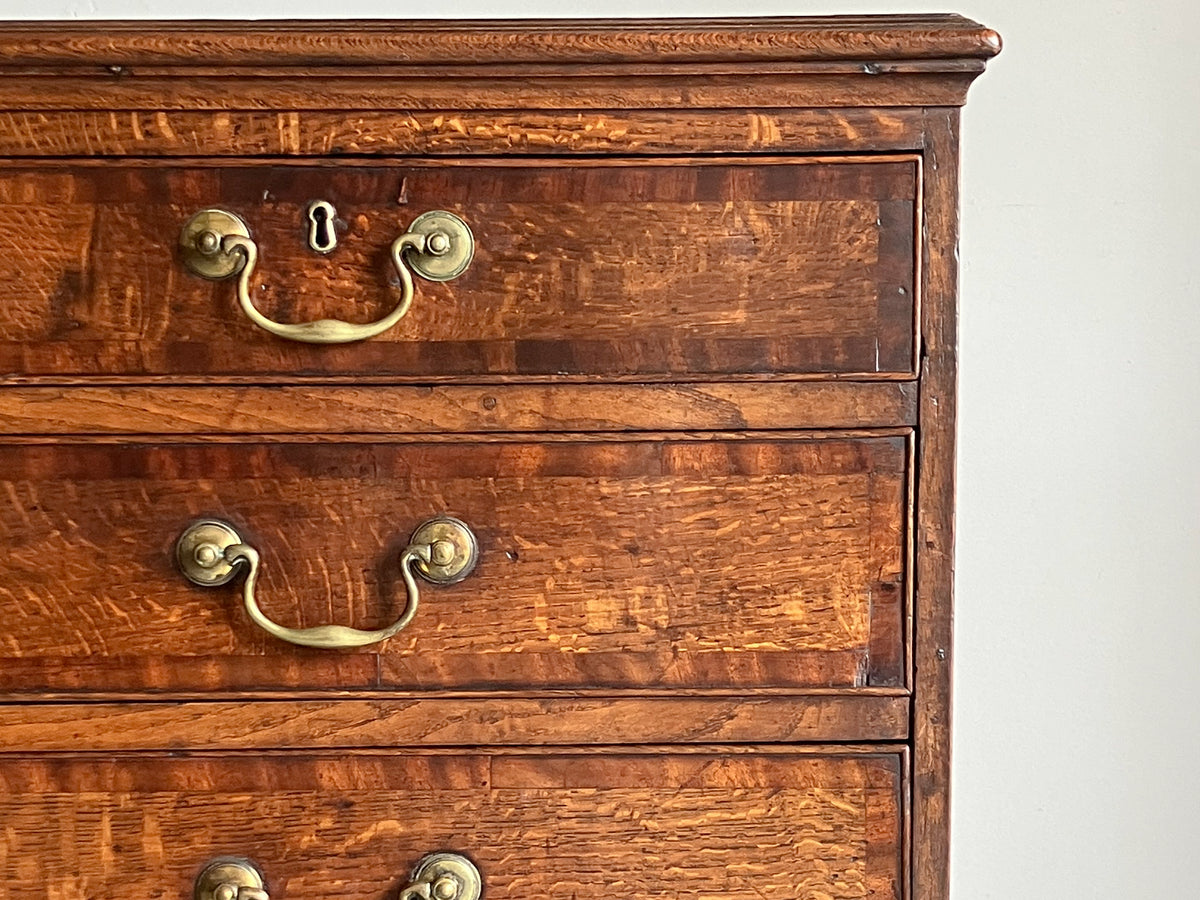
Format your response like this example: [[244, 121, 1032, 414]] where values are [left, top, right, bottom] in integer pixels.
[[401, 853, 483, 900], [194, 859, 269, 900], [179, 208, 474, 344], [177, 516, 477, 649], [194, 853, 480, 900]]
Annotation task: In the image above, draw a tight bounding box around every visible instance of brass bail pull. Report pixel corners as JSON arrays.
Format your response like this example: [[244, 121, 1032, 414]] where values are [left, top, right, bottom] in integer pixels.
[[194, 859, 269, 900], [194, 853, 479, 900], [179, 208, 474, 344], [400, 854, 483, 900], [177, 516, 478, 649]]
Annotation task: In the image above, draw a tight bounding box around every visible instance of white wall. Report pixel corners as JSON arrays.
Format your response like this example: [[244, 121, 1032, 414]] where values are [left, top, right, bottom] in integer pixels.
[[4, 2, 1198, 898]]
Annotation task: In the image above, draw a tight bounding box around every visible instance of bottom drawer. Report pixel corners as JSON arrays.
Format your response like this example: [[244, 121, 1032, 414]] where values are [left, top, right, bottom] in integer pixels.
[[0, 747, 906, 900]]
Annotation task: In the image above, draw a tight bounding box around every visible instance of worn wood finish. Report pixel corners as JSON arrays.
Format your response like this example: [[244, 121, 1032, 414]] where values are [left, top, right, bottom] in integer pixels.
[[0, 748, 906, 900], [0, 434, 909, 694], [0, 383, 918, 434], [1, 157, 918, 381], [0, 696, 910, 747], [0, 71, 983, 112], [0, 17, 1001, 66], [0, 17, 1001, 900], [0, 18, 1000, 113], [911, 107, 961, 900], [0, 108, 925, 158]]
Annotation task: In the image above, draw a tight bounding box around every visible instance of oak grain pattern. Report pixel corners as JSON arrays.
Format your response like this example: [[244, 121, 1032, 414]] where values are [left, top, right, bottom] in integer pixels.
[[0, 70, 982, 111], [0, 383, 918, 434], [0, 157, 919, 380], [0, 696, 910, 748], [0, 435, 909, 694], [0, 17, 1004, 897], [0, 16, 1002, 65], [911, 107, 961, 900], [0, 108, 924, 157], [0, 748, 905, 900]]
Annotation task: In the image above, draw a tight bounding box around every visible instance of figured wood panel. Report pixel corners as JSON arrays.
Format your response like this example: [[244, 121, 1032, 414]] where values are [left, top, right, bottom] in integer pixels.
[[0, 157, 918, 380], [0, 108, 925, 158], [0, 71, 982, 112], [0, 748, 905, 900], [0, 383, 917, 434], [0, 696, 910, 748], [0, 434, 908, 694]]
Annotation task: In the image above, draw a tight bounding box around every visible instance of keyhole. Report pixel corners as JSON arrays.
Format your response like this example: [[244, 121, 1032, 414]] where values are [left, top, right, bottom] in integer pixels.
[[306, 200, 338, 254]]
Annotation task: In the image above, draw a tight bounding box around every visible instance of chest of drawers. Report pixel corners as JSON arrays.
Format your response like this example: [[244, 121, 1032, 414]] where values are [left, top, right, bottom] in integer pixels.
[[0, 16, 998, 900]]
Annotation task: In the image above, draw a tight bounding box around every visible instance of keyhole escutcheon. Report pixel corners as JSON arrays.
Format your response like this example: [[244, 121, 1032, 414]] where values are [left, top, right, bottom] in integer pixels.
[[306, 201, 338, 254]]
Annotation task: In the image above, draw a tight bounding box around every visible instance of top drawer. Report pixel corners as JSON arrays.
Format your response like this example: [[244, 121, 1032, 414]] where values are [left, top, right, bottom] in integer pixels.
[[1, 156, 919, 381]]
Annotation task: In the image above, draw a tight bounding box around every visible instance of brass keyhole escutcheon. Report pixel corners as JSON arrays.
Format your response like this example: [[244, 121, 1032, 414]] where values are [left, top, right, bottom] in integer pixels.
[[306, 200, 338, 254]]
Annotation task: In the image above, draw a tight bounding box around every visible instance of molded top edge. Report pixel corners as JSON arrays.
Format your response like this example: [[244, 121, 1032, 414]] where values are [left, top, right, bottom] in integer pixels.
[[0, 15, 1002, 68]]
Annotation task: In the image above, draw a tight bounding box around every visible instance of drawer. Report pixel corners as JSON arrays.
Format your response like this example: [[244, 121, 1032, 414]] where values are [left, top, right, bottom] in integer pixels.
[[0, 156, 919, 380], [0, 748, 906, 900], [0, 433, 909, 695]]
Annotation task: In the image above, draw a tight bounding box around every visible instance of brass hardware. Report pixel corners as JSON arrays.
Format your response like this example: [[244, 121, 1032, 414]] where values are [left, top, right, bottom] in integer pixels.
[[194, 858, 269, 900], [403, 210, 475, 282], [193, 852, 478, 900], [306, 200, 339, 254], [176, 519, 246, 587], [178, 207, 474, 343], [176, 516, 477, 649], [179, 209, 252, 281], [400, 853, 482, 900], [408, 515, 480, 585]]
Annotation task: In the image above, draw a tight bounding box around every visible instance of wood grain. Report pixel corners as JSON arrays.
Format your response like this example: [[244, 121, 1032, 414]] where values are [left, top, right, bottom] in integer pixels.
[[0, 157, 918, 381], [0, 71, 983, 111], [0, 17, 1004, 897], [0, 17, 999, 111], [0, 434, 909, 694], [0, 108, 924, 158], [0, 748, 905, 900], [0, 383, 918, 434], [0, 696, 909, 748], [911, 107, 961, 900], [0, 16, 1001, 66]]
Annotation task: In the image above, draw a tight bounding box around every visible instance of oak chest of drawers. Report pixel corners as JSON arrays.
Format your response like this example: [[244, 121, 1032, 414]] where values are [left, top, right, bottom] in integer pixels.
[[0, 16, 999, 900]]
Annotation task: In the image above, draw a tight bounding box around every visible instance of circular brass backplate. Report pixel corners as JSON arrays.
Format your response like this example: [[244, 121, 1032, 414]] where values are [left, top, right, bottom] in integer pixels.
[[409, 853, 483, 900], [406, 211, 475, 282], [177, 519, 244, 587], [180, 208, 251, 280], [194, 858, 265, 900], [409, 516, 478, 585]]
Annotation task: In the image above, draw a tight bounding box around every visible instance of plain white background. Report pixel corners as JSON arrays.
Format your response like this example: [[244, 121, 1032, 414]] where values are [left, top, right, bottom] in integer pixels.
[[3, 2, 1198, 898]]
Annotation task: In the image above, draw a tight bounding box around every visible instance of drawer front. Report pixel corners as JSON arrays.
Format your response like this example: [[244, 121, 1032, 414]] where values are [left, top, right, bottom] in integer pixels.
[[0, 434, 908, 694], [1, 157, 918, 380], [0, 749, 905, 900]]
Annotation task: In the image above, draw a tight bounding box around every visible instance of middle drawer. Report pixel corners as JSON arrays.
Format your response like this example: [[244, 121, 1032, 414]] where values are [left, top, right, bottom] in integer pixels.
[[0, 432, 909, 696]]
